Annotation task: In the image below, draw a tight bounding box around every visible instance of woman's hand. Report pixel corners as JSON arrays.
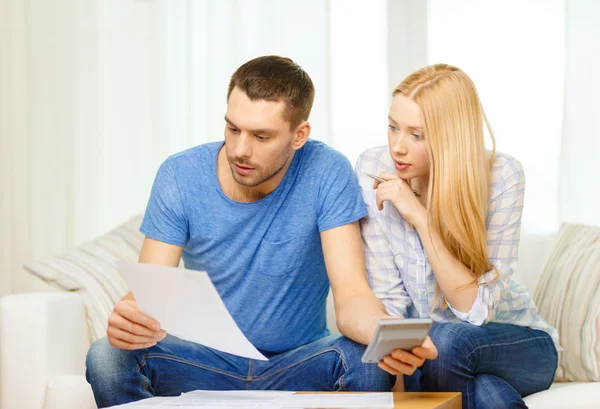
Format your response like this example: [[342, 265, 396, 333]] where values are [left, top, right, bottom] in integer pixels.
[[378, 336, 438, 376], [373, 172, 426, 226]]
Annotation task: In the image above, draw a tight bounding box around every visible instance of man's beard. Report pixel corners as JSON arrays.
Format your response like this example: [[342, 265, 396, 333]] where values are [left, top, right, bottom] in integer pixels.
[[228, 151, 292, 188]]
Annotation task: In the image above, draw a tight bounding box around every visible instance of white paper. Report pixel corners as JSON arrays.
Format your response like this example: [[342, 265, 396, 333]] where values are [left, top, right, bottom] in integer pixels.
[[108, 391, 293, 408], [109, 397, 176, 408], [167, 390, 296, 406], [117, 262, 267, 361], [109, 391, 393, 409], [278, 393, 394, 408]]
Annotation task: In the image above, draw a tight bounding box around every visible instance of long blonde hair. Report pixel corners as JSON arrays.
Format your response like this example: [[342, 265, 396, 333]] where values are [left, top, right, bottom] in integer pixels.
[[394, 64, 496, 289]]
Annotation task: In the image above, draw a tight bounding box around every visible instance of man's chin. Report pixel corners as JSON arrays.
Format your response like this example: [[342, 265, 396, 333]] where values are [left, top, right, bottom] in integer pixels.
[[232, 172, 263, 188]]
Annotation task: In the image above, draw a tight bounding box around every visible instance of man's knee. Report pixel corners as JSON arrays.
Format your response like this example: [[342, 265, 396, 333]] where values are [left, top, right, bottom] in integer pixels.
[[86, 337, 137, 388], [332, 336, 395, 392]]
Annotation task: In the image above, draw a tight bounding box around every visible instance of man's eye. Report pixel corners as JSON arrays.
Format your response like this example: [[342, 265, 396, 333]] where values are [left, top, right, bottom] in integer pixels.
[[255, 135, 267, 141], [388, 125, 398, 132], [229, 127, 240, 133]]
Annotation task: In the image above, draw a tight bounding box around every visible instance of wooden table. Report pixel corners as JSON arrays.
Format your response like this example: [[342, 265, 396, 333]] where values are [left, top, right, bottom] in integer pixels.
[[299, 392, 462, 409], [389, 392, 461, 408]]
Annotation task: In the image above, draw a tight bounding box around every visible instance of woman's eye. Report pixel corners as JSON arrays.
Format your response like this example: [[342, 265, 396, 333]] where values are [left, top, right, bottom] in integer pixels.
[[412, 133, 422, 140], [388, 125, 398, 132]]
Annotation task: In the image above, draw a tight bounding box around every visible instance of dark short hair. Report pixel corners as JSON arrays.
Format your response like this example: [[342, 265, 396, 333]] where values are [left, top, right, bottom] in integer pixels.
[[227, 56, 315, 129]]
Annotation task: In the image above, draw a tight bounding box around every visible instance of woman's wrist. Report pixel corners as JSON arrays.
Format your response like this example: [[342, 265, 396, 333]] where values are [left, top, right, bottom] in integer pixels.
[[410, 207, 429, 231]]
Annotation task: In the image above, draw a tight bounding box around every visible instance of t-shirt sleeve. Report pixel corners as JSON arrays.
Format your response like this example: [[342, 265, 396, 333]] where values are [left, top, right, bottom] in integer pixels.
[[316, 150, 368, 232], [140, 159, 189, 246]]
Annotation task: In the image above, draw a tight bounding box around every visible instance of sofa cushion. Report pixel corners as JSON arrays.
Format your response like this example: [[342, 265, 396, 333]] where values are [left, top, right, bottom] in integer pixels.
[[534, 223, 600, 381], [23, 215, 144, 343], [523, 382, 600, 409], [513, 233, 557, 293]]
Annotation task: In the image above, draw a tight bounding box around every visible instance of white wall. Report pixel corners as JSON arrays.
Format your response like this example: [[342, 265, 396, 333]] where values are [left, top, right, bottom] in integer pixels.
[[387, 0, 428, 103], [190, 0, 331, 145], [0, 0, 332, 296], [329, 0, 429, 167], [559, 0, 600, 227], [330, 0, 389, 166], [427, 0, 566, 234], [0, 0, 192, 295]]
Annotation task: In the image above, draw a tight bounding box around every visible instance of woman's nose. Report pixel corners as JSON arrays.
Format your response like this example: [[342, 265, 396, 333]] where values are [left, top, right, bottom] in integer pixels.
[[391, 135, 408, 155]]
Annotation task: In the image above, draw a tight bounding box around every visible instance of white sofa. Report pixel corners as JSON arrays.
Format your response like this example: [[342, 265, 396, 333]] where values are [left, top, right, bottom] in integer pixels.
[[1, 232, 599, 409]]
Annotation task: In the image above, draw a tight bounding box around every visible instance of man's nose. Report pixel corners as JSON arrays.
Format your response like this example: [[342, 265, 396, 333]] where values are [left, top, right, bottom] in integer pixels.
[[234, 134, 252, 158]]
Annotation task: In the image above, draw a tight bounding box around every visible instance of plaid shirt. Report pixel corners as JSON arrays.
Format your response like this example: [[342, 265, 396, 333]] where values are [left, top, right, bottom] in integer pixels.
[[356, 146, 560, 350]]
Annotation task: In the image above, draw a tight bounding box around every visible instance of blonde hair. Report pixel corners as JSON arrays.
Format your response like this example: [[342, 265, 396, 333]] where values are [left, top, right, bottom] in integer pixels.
[[394, 64, 496, 298]]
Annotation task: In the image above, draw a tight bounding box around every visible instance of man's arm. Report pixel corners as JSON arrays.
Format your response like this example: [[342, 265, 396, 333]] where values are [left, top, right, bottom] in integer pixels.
[[119, 237, 184, 301], [321, 221, 389, 345], [107, 237, 183, 350], [321, 221, 438, 377]]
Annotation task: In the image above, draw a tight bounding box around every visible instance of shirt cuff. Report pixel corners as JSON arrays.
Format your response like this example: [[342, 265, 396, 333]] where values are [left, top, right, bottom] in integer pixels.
[[446, 287, 489, 326]]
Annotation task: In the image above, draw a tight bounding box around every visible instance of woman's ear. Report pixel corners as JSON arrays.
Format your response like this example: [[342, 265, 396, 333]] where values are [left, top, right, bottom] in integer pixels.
[[292, 121, 311, 151]]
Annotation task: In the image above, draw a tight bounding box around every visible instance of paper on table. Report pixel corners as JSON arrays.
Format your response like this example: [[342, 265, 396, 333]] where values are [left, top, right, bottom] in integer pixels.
[[109, 391, 293, 407], [108, 391, 393, 408], [279, 393, 394, 408], [166, 390, 296, 406], [117, 262, 267, 361], [108, 396, 175, 408]]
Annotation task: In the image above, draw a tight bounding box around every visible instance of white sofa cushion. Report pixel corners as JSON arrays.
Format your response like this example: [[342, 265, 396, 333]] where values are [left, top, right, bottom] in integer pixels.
[[524, 382, 600, 409], [23, 215, 144, 343], [512, 233, 558, 293], [534, 223, 600, 382]]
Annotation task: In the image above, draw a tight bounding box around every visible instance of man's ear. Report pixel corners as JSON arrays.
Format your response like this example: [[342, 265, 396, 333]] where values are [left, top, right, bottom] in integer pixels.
[[291, 121, 311, 151]]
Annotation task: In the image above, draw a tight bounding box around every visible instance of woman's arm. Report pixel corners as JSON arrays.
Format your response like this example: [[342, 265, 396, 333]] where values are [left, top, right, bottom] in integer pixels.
[[417, 158, 525, 322], [375, 157, 525, 323], [413, 218, 479, 312]]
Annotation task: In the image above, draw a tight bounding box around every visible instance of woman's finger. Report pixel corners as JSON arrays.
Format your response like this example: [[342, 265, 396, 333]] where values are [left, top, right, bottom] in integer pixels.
[[391, 348, 425, 368], [379, 172, 400, 180], [382, 355, 417, 376], [412, 336, 439, 360], [378, 361, 399, 376], [376, 192, 384, 211]]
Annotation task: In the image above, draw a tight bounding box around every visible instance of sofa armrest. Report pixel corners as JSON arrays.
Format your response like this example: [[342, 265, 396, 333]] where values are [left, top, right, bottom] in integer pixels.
[[0, 292, 90, 409]]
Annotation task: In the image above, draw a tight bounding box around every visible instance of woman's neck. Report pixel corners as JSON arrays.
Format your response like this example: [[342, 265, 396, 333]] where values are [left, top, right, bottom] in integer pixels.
[[412, 175, 429, 208]]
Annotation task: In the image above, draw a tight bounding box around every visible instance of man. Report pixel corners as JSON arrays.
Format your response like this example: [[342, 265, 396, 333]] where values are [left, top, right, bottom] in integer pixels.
[[86, 56, 437, 408]]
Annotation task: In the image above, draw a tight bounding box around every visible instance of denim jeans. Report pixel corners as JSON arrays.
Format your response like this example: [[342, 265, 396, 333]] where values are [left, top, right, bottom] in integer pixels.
[[404, 322, 558, 409], [86, 334, 395, 408]]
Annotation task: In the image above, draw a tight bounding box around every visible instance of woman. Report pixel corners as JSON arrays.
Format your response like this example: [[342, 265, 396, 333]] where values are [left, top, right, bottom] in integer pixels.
[[355, 64, 559, 409]]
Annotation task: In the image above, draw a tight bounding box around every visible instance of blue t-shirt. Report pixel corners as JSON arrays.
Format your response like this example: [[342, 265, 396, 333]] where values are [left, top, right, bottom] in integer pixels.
[[140, 140, 367, 353]]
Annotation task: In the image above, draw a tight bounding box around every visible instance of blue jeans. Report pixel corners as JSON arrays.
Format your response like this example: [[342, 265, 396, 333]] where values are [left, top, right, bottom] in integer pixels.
[[86, 334, 395, 408], [404, 322, 558, 409]]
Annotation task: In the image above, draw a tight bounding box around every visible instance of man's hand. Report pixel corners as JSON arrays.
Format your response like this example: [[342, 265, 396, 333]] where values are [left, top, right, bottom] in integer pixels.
[[377, 336, 438, 376], [107, 299, 166, 350], [106, 236, 183, 350]]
